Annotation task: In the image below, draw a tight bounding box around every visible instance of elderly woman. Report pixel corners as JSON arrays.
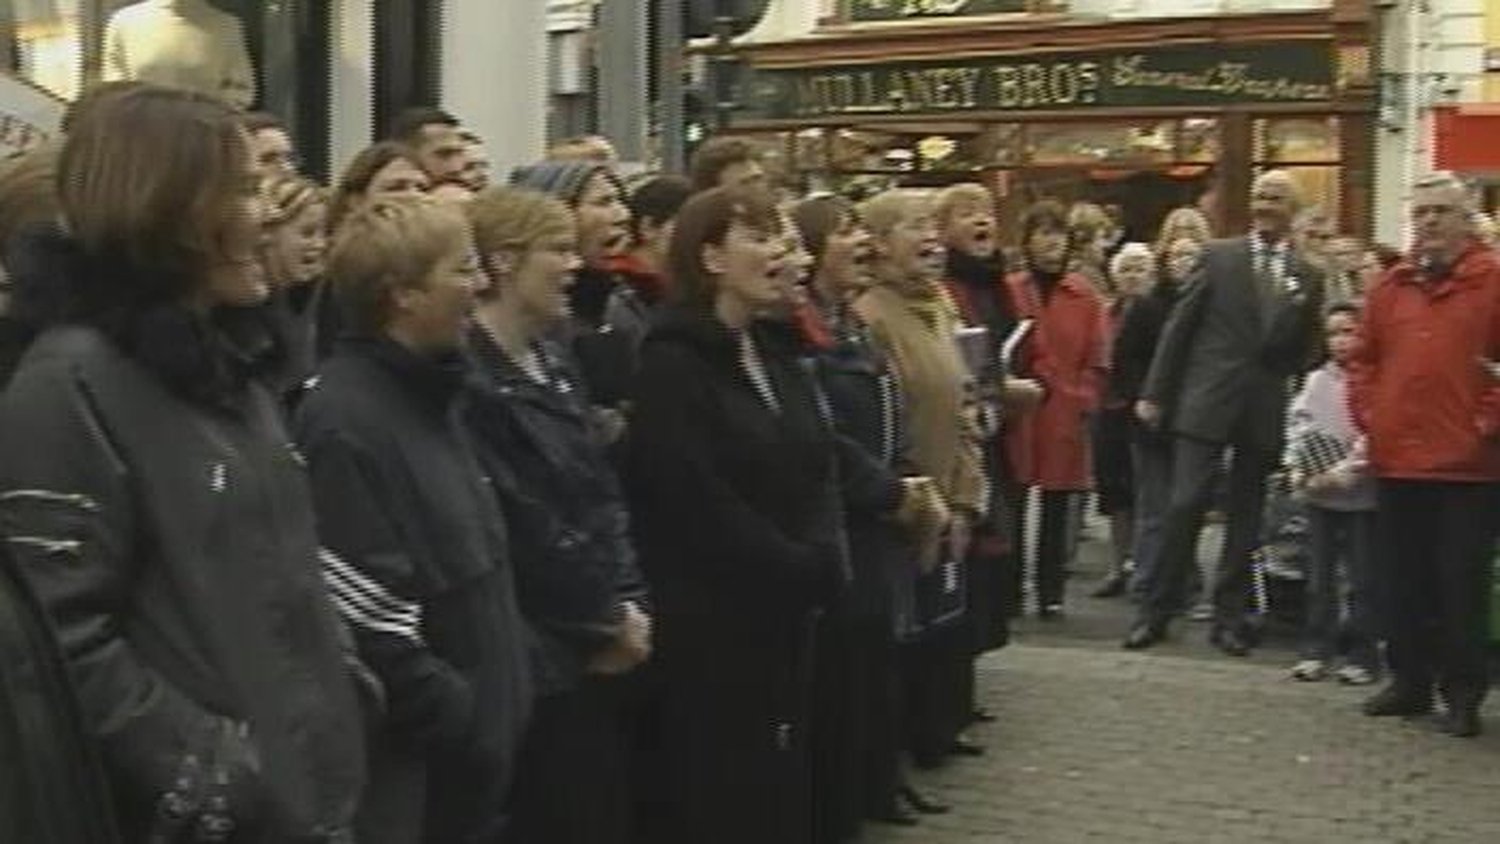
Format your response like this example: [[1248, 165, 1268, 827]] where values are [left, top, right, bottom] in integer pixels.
[[1091, 243, 1157, 598], [628, 186, 848, 844], [0, 84, 364, 842], [935, 182, 1044, 654], [462, 186, 651, 843], [853, 188, 988, 771]]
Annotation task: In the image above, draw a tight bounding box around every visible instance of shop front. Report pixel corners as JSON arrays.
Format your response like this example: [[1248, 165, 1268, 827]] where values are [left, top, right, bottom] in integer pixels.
[[725, 6, 1376, 240]]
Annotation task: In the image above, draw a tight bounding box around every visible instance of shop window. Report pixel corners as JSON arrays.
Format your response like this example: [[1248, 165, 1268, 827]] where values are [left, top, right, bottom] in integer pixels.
[[1179, 118, 1219, 163], [1254, 117, 1339, 164], [5, 1, 331, 175], [1025, 120, 1177, 166]]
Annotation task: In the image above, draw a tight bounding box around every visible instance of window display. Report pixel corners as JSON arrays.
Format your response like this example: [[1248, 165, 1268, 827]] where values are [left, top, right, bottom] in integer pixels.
[[7, 1, 263, 106], [102, 0, 255, 108], [5, 2, 335, 174]]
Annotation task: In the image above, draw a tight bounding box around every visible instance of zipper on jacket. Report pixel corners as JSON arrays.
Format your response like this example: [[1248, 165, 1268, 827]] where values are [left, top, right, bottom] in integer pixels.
[[5, 535, 83, 556], [0, 489, 102, 512]]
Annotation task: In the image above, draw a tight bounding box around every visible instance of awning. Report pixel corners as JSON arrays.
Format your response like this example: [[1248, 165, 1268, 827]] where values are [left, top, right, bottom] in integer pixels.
[[1433, 104, 1500, 173]]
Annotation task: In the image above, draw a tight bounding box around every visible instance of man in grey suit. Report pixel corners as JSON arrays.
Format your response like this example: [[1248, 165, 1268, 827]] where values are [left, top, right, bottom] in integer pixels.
[[1125, 171, 1326, 655]]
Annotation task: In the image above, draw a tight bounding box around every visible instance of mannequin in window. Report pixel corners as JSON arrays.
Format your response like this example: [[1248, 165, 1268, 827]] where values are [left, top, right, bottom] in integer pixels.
[[102, 0, 256, 109]]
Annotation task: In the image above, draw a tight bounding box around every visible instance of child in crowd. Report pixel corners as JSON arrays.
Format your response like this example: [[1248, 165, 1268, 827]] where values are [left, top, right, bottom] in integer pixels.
[[1286, 304, 1380, 684]]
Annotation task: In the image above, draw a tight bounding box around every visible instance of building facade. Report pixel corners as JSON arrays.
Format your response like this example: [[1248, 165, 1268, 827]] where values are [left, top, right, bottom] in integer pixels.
[[2, 0, 549, 182], [724, 0, 1376, 241], [1394, 0, 1493, 247]]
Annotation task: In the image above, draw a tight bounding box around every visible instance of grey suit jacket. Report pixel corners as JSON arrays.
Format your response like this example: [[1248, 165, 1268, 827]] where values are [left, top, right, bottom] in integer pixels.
[[1141, 235, 1325, 455]]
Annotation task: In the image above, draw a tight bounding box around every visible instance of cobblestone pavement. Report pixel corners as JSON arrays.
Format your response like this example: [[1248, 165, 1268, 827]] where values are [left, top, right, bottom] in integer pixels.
[[866, 524, 1500, 844]]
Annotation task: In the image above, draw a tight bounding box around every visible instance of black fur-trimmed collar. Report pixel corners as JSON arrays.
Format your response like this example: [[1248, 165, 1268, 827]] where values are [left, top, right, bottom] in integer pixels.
[[5, 224, 278, 412]]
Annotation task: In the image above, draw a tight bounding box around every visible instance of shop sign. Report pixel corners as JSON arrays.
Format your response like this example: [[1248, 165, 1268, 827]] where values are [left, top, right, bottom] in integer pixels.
[[0, 73, 64, 157], [849, 0, 1028, 21], [741, 41, 1334, 120]]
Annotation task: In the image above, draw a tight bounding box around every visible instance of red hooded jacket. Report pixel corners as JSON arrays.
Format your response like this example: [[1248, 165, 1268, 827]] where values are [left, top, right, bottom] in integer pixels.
[[1349, 240, 1500, 482]]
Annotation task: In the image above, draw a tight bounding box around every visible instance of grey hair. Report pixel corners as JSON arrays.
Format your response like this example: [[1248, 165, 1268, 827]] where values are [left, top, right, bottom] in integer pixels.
[[1109, 241, 1154, 278], [1293, 206, 1331, 231], [1413, 171, 1475, 210]]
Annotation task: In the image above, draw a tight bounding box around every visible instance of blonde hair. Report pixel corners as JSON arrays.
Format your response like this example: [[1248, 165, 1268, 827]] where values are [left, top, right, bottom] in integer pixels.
[[858, 188, 934, 239], [1069, 202, 1110, 239], [328, 194, 470, 335], [259, 173, 326, 228], [934, 182, 991, 229], [465, 187, 574, 298], [1156, 206, 1212, 255], [1109, 242, 1155, 278]]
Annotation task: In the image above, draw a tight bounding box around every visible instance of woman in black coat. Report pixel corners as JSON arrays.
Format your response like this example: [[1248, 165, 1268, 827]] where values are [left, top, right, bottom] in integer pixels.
[[461, 186, 651, 843], [627, 187, 849, 844], [0, 85, 365, 843], [296, 195, 533, 844], [792, 197, 951, 837]]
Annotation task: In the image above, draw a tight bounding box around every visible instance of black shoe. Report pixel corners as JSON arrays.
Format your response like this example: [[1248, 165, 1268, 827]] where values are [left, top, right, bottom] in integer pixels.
[[1434, 708, 1483, 738], [1362, 684, 1433, 718], [1091, 572, 1128, 598], [1038, 603, 1065, 620], [898, 785, 950, 815], [1209, 624, 1251, 657], [869, 803, 920, 826], [947, 736, 985, 757], [1123, 620, 1167, 650], [970, 706, 997, 724]]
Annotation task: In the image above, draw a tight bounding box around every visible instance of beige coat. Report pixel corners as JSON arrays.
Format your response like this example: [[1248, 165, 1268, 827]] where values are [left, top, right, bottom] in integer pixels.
[[854, 282, 988, 516]]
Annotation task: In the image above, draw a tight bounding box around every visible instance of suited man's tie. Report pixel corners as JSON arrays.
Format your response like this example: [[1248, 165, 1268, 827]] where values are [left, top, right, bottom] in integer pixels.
[[1254, 243, 1280, 324]]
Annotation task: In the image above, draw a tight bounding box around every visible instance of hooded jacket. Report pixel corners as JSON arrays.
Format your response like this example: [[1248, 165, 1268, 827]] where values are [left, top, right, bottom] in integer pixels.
[[0, 226, 365, 843]]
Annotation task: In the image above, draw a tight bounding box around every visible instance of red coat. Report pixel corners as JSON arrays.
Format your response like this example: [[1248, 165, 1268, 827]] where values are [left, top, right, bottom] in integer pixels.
[[1004, 271, 1108, 490], [1349, 241, 1500, 482]]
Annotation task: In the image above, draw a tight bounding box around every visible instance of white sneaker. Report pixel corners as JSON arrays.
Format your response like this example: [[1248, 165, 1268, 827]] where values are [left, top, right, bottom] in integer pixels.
[[1290, 659, 1327, 681], [1335, 664, 1377, 686]]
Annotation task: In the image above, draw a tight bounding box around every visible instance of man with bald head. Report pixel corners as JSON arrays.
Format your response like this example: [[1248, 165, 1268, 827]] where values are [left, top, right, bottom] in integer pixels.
[[1126, 170, 1326, 655], [1350, 172, 1500, 737]]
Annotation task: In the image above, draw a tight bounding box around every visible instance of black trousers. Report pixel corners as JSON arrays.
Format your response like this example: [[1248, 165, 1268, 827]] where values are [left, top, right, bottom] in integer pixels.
[[1377, 480, 1498, 711], [509, 676, 633, 844], [1140, 435, 1274, 629], [1301, 507, 1378, 668], [810, 599, 904, 842], [1005, 486, 1075, 610]]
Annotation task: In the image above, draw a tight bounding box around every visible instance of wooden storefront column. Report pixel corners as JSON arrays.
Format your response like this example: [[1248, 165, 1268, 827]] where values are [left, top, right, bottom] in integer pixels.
[[1219, 112, 1253, 237], [1339, 111, 1374, 240]]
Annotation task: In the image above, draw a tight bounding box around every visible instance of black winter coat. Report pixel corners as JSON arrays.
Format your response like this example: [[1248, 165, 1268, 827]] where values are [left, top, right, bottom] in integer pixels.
[[1108, 280, 1180, 407], [810, 303, 911, 624], [295, 337, 534, 844], [627, 307, 847, 844], [0, 230, 365, 843], [0, 544, 120, 844], [463, 326, 647, 695]]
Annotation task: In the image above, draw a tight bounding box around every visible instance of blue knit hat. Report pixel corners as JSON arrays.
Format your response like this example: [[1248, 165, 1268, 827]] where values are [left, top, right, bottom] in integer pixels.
[[508, 160, 622, 208]]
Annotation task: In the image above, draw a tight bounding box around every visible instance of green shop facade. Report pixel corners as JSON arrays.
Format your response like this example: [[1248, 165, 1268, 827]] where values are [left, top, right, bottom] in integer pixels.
[[723, 1, 1377, 241]]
